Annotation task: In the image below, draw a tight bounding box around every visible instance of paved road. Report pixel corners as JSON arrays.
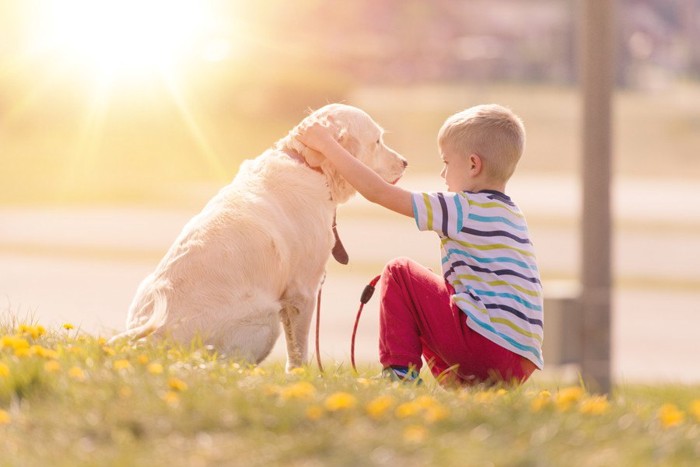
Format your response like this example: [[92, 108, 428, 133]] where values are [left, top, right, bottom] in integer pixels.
[[1, 174, 699, 383]]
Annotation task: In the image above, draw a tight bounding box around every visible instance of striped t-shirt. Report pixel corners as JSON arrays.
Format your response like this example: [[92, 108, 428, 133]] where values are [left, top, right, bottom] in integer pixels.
[[411, 190, 544, 369]]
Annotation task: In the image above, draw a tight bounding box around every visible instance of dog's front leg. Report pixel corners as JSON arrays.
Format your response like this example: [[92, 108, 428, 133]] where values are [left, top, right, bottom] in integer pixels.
[[280, 299, 315, 372]]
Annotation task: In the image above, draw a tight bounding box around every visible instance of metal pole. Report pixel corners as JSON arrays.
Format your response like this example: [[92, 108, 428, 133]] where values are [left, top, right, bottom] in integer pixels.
[[580, 0, 614, 393]]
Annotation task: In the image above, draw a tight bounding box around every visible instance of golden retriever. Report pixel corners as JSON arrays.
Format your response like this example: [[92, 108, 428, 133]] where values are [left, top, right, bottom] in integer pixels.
[[109, 104, 407, 370]]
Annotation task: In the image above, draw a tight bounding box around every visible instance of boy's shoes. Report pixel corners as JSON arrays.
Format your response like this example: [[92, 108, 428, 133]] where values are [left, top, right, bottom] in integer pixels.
[[381, 366, 423, 385]]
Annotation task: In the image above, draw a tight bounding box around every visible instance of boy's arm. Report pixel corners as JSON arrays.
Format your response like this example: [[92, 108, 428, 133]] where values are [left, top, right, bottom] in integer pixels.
[[296, 123, 414, 218]]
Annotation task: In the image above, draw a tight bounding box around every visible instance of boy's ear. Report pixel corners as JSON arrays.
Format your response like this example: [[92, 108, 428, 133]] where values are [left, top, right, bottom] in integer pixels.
[[469, 153, 483, 175]]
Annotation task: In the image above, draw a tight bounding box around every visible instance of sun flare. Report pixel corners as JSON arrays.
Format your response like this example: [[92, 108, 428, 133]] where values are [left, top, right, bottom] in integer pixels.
[[37, 0, 213, 77]]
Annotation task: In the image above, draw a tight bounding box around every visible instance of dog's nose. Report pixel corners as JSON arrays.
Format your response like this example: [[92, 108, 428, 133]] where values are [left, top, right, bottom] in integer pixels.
[[402, 159, 408, 168]]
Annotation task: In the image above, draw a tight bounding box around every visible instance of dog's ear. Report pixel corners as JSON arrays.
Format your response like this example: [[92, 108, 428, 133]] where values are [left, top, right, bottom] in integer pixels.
[[338, 129, 360, 157]]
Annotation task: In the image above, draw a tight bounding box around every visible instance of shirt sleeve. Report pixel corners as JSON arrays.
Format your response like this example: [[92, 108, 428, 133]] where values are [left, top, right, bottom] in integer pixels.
[[411, 191, 468, 237]]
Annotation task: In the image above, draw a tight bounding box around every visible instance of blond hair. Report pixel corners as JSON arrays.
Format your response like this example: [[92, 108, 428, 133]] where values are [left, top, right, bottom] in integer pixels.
[[438, 104, 526, 183]]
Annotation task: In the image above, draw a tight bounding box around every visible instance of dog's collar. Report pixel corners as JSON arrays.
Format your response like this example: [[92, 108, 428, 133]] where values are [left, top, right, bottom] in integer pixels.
[[283, 149, 324, 174]]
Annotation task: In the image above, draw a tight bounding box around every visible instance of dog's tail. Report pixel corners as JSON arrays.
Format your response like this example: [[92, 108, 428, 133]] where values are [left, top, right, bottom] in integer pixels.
[[108, 289, 168, 345]]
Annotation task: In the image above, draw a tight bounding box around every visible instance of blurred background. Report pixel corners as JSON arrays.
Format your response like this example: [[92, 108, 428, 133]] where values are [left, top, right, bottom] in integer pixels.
[[1, 0, 699, 382]]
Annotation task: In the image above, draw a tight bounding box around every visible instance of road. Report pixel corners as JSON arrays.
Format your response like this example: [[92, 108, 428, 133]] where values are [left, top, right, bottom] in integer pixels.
[[1, 174, 699, 383]]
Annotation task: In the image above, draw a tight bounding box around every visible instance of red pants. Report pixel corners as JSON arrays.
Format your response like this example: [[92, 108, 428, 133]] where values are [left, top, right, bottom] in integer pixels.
[[378, 257, 536, 386]]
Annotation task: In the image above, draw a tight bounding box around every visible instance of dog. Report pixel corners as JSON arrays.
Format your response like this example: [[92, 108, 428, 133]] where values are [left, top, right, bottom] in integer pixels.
[[109, 104, 407, 370]]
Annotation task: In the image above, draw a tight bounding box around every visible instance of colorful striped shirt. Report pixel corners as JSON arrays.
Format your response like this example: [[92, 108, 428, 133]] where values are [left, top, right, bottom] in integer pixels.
[[411, 190, 544, 369]]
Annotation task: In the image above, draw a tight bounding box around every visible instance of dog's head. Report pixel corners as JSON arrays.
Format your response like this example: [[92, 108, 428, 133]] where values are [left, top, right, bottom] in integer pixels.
[[278, 103, 407, 203]]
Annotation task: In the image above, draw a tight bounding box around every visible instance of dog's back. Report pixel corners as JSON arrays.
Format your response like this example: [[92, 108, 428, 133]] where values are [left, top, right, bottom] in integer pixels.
[[117, 150, 336, 360]]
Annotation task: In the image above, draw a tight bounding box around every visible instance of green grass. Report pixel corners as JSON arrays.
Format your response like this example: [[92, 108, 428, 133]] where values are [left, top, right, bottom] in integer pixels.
[[2, 321, 700, 466], [2, 81, 700, 205]]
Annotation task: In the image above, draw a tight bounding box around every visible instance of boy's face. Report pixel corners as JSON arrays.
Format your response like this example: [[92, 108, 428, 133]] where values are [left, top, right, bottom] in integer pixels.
[[439, 145, 472, 192]]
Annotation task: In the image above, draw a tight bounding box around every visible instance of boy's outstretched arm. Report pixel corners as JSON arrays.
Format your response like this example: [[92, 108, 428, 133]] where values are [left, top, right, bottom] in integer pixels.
[[296, 123, 414, 218]]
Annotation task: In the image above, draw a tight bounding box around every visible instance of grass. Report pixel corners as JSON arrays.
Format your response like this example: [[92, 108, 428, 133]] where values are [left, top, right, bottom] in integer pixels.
[[2, 321, 700, 466], [2, 81, 700, 205]]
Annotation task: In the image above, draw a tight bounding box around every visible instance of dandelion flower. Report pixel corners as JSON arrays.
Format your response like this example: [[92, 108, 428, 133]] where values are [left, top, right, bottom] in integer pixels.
[[30, 345, 58, 359], [168, 377, 188, 392], [119, 386, 133, 399], [62, 323, 74, 331], [0, 362, 9, 378], [68, 366, 86, 381], [44, 361, 61, 373], [147, 363, 164, 375], [424, 404, 449, 423], [305, 405, 324, 421], [531, 390, 552, 412], [0, 409, 11, 425], [555, 387, 585, 412], [579, 396, 610, 415], [280, 381, 317, 400], [19, 324, 46, 339], [1, 336, 30, 351], [689, 400, 700, 423], [395, 401, 420, 419], [137, 355, 149, 365], [162, 391, 180, 406], [324, 392, 357, 412], [658, 404, 685, 428], [113, 359, 131, 371], [366, 395, 395, 420], [101, 346, 116, 357], [403, 424, 427, 444]]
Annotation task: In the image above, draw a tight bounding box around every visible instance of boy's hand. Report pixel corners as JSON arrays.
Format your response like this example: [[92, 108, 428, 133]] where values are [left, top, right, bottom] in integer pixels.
[[295, 122, 340, 155]]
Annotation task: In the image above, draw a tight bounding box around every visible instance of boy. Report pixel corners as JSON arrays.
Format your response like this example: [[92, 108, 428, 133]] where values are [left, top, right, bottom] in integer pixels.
[[296, 104, 542, 386]]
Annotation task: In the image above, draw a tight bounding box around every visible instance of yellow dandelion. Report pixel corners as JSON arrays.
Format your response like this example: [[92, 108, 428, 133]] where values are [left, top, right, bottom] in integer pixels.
[[14, 347, 31, 358], [249, 367, 266, 376], [147, 363, 164, 375], [280, 381, 317, 400], [44, 360, 61, 373], [30, 345, 59, 359], [403, 424, 428, 443], [305, 405, 324, 421], [474, 391, 498, 404], [101, 346, 116, 357], [555, 387, 585, 412], [1, 335, 30, 351], [395, 401, 420, 419], [579, 396, 610, 415], [289, 367, 306, 376], [424, 403, 449, 423], [68, 366, 86, 381], [168, 377, 188, 392], [0, 409, 11, 425], [19, 325, 46, 339], [119, 386, 133, 399], [137, 355, 149, 365], [530, 390, 552, 412], [689, 400, 700, 423], [97, 337, 107, 345], [62, 323, 75, 330], [658, 404, 685, 428], [366, 395, 395, 420], [0, 362, 9, 378], [113, 359, 131, 371], [324, 392, 357, 412], [162, 391, 180, 406]]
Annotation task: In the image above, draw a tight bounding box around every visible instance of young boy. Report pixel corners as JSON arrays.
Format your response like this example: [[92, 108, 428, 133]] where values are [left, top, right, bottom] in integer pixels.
[[296, 104, 542, 386]]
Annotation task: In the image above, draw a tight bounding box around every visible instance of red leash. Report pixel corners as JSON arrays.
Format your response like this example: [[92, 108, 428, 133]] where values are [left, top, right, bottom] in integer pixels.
[[351, 275, 381, 372], [315, 274, 381, 374]]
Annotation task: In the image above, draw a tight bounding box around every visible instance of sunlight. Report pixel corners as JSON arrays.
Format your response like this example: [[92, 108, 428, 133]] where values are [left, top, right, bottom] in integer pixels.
[[38, 0, 213, 78]]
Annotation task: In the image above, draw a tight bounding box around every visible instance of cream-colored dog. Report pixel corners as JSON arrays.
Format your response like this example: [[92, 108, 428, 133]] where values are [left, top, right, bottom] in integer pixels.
[[109, 104, 407, 370]]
